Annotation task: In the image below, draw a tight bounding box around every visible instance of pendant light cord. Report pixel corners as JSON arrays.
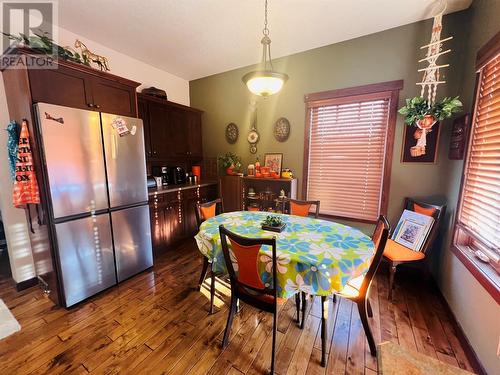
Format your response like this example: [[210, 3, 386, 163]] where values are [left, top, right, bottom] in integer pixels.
[[263, 0, 269, 36], [261, 0, 273, 70]]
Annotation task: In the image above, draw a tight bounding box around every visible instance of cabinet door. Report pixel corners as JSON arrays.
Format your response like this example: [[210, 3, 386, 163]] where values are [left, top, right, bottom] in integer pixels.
[[165, 107, 189, 157], [29, 66, 93, 111], [138, 98, 152, 158], [187, 112, 203, 159], [148, 101, 169, 159], [91, 77, 137, 117], [164, 193, 183, 247], [149, 195, 165, 252], [182, 188, 199, 237]]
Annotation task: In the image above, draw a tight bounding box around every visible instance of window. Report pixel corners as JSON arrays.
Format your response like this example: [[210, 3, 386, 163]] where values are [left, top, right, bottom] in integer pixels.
[[453, 32, 500, 301], [303, 81, 402, 222]]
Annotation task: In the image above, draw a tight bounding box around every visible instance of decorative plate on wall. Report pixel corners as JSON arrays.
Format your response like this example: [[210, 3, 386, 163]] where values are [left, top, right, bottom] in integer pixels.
[[274, 117, 291, 142], [225, 123, 239, 144]]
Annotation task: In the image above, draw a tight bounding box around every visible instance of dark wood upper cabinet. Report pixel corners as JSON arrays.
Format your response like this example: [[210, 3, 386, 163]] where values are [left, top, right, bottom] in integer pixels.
[[147, 101, 170, 158], [28, 65, 93, 111], [138, 98, 152, 157], [90, 77, 137, 117], [137, 93, 203, 161], [15, 49, 140, 117], [187, 111, 203, 159]]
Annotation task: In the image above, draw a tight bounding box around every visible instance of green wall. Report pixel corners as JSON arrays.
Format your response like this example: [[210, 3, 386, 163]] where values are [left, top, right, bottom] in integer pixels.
[[190, 12, 466, 231], [191, 4, 500, 372], [437, 1, 500, 374]]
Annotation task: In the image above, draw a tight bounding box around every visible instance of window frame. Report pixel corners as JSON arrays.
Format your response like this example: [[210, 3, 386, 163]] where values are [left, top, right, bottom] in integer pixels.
[[451, 31, 500, 304], [302, 80, 403, 223]]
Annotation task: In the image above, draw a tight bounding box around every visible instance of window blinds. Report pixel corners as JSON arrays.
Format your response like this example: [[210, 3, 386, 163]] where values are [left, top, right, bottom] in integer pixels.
[[306, 92, 391, 221], [458, 54, 500, 254]]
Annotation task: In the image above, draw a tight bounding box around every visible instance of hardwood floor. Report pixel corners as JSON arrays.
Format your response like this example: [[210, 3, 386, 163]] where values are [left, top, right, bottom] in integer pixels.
[[0, 239, 477, 374]]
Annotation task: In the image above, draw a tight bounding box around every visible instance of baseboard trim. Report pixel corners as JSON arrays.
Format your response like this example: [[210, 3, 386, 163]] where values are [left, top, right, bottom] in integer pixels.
[[15, 277, 38, 291], [431, 280, 487, 375]]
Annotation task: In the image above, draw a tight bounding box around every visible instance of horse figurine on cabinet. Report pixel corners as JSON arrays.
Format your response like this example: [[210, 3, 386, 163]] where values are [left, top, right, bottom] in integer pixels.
[[74, 39, 110, 71]]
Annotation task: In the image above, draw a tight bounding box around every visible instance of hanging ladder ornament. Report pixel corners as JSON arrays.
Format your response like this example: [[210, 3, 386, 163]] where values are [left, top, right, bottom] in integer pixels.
[[411, 0, 453, 156], [416, 0, 452, 106]]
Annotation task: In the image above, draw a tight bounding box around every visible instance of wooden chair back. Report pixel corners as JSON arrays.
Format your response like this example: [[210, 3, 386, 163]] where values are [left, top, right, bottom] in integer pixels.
[[358, 215, 390, 298], [219, 225, 277, 301], [282, 198, 320, 218], [403, 197, 446, 255], [195, 198, 224, 227]]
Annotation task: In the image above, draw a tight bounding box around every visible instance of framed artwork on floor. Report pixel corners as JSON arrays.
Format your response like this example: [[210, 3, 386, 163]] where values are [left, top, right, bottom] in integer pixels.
[[401, 122, 441, 163], [264, 153, 283, 175]]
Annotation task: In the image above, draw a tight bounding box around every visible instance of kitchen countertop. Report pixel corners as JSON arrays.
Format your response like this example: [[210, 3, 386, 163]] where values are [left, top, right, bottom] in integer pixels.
[[148, 180, 218, 196]]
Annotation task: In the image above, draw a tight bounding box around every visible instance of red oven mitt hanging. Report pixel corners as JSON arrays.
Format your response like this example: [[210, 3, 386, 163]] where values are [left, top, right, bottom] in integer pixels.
[[13, 120, 40, 207]]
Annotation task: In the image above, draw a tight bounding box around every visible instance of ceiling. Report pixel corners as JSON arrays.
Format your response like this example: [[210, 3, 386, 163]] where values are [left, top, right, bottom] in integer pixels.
[[58, 0, 473, 81]]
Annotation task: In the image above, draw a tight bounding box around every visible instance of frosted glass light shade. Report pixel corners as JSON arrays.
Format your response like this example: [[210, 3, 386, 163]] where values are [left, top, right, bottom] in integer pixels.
[[242, 70, 288, 97]]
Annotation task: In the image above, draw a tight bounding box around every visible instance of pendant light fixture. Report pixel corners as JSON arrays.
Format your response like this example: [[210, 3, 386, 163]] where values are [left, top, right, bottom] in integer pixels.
[[242, 0, 289, 97]]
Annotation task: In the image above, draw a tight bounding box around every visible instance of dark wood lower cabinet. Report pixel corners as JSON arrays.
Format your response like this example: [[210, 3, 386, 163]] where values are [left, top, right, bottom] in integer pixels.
[[149, 184, 217, 253]]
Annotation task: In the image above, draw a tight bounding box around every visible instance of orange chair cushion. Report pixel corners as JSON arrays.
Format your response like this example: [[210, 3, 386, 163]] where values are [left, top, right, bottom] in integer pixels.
[[413, 203, 436, 217], [200, 204, 216, 220], [229, 239, 265, 290], [383, 239, 426, 262], [248, 206, 260, 212], [290, 202, 312, 217]]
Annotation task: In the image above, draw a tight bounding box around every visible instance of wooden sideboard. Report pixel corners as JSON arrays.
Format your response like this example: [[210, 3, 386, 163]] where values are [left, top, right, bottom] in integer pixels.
[[219, 176, 298, 212]]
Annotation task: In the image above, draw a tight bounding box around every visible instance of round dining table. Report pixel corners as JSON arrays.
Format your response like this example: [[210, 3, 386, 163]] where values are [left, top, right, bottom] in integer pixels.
[[194, 211, 375, 298]]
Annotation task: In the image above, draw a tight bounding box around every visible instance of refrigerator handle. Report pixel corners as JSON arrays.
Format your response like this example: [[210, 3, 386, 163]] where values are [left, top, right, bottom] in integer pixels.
[[111, 132, 118, 160]]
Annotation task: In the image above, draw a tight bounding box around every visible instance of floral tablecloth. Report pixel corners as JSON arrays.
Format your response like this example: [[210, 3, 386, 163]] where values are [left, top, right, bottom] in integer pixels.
[[194, 211, 374, 298]]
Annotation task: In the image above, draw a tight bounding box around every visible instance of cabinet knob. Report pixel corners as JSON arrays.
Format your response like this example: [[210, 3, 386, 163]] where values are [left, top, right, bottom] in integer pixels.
[[87, 103, 94, 108], [95, 104, 101, 109], [153, 151, 157, 155]]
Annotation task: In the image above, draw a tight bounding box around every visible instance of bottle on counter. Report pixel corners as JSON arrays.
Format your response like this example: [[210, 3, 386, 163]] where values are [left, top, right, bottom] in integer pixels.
[[247, 163, 255, 176], [255, 157, 261, 173]]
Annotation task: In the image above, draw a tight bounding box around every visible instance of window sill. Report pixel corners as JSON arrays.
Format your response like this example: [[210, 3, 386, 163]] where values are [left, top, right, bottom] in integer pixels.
[[450, 244, 500, 304]]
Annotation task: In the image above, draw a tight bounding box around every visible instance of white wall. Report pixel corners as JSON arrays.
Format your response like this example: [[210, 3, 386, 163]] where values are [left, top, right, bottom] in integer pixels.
[[0, 25, 189, 283]]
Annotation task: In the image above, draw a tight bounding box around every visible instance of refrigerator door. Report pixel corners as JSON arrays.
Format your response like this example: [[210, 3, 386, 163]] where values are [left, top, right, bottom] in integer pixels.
[[36, 103, 108, 219], [101, 113, 148, 208], [55, 214, 116, 307], [111, 205, 153, 282]]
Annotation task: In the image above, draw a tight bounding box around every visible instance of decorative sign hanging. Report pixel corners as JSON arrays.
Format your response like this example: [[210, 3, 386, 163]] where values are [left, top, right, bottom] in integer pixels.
[[13, 120, 40, 207]]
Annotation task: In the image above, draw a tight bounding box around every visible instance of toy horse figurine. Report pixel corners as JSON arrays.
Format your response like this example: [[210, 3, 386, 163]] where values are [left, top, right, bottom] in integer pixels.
[[74, 39, 110, 71]]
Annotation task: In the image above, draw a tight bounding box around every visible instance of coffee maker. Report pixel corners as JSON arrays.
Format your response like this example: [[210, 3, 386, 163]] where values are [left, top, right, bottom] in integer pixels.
[[170, 166, 186, 185], [161, 166, 171, 186]]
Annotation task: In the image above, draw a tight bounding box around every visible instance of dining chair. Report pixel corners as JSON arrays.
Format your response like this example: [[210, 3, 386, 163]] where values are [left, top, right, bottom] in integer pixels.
[[196, 198, 224, 314], [383, 198, 446, 300], [219, 225, 280, 374], [282, 198, 320, 218], [312, 215, 389, 366]]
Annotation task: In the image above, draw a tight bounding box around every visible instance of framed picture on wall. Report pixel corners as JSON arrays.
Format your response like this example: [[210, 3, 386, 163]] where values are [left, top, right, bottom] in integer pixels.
[[449, 114, 470, 160], [401, 122, 441, 163], [264, 153, 283, 175]]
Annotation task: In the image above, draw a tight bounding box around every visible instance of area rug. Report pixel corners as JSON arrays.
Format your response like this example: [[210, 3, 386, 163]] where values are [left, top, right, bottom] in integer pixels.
[[0, 299, 20, 340]]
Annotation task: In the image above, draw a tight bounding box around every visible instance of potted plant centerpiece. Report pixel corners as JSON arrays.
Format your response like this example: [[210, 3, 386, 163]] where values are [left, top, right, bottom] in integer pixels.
[[261, 215, 286, 233], [398, 96, 462, 157], [218, 152, 242, 175]]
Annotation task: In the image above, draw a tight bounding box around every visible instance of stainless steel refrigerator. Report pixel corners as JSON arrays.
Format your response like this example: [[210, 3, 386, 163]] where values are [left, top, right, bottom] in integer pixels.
[[33, 102, 153, 307]]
